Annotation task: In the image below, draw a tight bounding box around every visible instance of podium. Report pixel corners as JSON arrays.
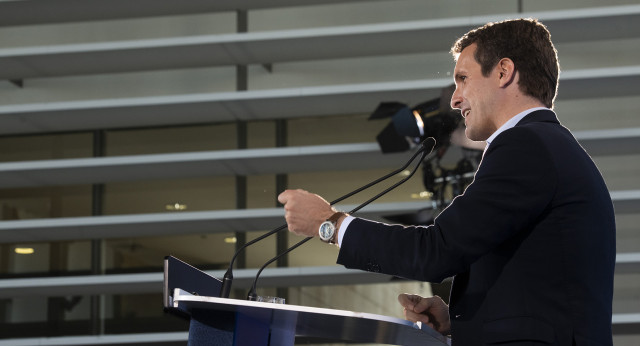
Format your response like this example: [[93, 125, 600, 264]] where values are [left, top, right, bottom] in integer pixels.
[[164, 256, 451, 346]]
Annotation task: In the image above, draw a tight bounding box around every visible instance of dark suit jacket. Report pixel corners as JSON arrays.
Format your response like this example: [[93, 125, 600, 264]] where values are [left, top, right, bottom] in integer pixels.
[[337, 110, 616, 345]]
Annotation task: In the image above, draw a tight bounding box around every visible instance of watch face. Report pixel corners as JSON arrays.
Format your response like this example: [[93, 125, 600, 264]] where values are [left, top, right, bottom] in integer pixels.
[[319, 221, 335, 241]]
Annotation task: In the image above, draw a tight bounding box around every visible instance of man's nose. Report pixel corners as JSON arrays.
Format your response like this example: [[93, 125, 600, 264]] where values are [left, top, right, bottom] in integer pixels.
[[450, 89, 462, 109]]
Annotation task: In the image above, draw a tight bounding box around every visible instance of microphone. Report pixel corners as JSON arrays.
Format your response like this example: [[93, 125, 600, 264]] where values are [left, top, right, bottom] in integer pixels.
[[219, 224, 286, 298], [246, 137, 436, 301]]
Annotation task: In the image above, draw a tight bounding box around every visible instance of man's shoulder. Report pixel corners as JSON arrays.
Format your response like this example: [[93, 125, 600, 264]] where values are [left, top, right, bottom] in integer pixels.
[[514, 109, 559, 127], [492, 123, 548, 147], [502, 109, 566, 141]]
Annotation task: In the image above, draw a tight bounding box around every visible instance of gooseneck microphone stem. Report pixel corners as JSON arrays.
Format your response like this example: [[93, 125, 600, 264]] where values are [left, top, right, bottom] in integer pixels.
[[219, 223, 287, 298], [246, 137, 436, 300], [325, 137, 434, 207], [246, 237, 310, 301]]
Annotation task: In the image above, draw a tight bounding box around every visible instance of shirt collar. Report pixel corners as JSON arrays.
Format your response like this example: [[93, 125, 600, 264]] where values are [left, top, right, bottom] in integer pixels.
[[485, 107, 549, 147]]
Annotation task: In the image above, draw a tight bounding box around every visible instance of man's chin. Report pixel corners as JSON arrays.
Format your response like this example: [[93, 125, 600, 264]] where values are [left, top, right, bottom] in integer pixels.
[[465, 128, 479, 141], [465, 128, 490, 142]]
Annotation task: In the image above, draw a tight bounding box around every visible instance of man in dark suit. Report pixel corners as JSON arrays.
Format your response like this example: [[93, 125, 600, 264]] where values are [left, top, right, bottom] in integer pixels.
[[279, 18, 615, 345]]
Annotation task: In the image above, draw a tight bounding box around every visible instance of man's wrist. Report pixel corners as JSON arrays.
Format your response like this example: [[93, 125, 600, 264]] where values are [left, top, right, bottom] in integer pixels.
[[334, 213, 347, 232], [333, 213, 348, 246], [318, 212, 344, 244], [318, 212, 349, 245], [336, 215, 355, 247]]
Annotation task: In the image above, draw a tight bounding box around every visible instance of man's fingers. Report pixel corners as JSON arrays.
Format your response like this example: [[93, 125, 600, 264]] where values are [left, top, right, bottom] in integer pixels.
[[398, 293, 433, 314], [397, 293, 422, 311], [277, 189, 293, 205], [278, 189, 311, 206], [404, 307, 431, 325], [398, 293, 419, 305], [412, 296, 436, 314], [277, 189, 326, 237], [399, 295, 450, 335]]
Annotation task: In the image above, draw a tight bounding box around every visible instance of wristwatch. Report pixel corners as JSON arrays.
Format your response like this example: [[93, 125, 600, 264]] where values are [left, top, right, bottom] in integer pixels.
[[318, 212, 345, 244]]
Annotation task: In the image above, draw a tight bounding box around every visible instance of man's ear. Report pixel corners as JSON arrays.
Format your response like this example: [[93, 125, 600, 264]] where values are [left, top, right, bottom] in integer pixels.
[[496, 58, 516, 88]]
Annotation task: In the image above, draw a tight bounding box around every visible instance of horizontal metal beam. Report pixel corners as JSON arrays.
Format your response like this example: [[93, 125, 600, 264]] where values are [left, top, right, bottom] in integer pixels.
[[0, 143, 407, 188], [0, 201, 432, 243], [0, 332, 188, 346], [0, 265, 395, 299], [610, 190, 640, 214], [0, 189, 637, 243], [0, 0, 376, 27], [2, 251, 638, 297], [612, 313, 640, 335], [2, 79, 447, 135], [574, 127, 640, 157], [615, 252, 640, 274], [1, 5, 640, 79], [1, 66, 639, 135], [0, 127, 638, 188]]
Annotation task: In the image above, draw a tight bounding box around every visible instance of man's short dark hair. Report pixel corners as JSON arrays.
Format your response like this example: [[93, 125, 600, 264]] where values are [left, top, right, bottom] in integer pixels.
[[451, 18, 560, 109]]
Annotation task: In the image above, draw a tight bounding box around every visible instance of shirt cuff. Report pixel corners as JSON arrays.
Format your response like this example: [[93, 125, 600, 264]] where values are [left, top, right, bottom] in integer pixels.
[[337, 215, 355, 247]]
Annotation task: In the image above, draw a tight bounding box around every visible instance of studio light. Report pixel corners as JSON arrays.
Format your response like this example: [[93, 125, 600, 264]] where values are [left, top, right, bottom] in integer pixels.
[[369, 85, 460, 153]]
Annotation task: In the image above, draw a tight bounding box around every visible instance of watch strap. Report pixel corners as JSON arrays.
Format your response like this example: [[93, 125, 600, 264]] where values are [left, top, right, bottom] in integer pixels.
[[325, 212, 346, 244]]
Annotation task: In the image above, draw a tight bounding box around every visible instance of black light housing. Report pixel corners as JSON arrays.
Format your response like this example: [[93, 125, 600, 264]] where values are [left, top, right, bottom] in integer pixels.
[[369, 85, 460, 153]]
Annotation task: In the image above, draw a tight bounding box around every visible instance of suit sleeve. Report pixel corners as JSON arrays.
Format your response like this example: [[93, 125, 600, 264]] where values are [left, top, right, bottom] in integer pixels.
[[337, 126, 558, 282]]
